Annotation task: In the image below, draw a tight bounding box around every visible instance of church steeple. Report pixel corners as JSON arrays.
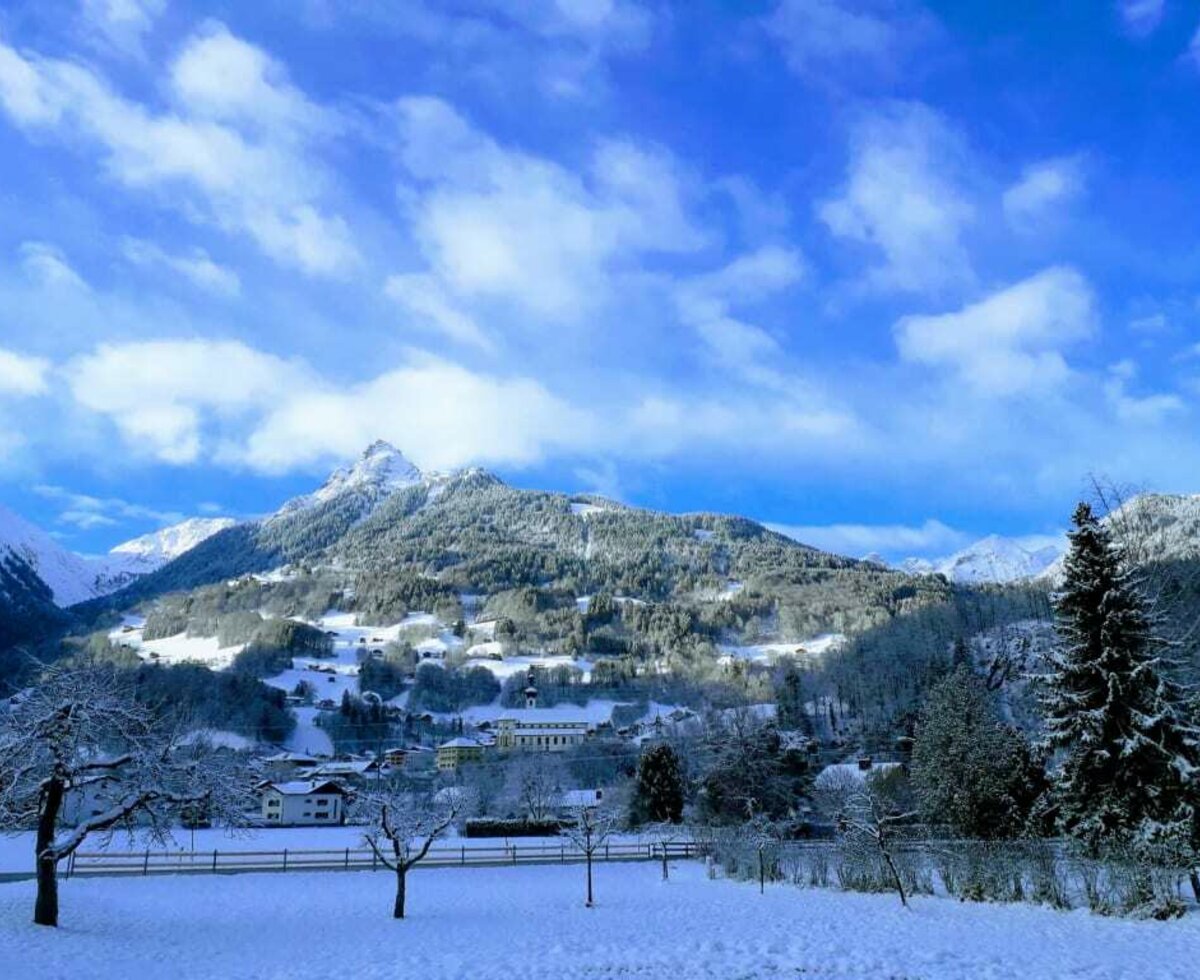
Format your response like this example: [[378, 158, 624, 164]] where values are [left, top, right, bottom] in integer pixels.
[[524, 666, 538, 710]]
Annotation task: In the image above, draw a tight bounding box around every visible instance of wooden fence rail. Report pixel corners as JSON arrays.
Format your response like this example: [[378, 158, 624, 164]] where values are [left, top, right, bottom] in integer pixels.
[[57, 840, 698, 880]]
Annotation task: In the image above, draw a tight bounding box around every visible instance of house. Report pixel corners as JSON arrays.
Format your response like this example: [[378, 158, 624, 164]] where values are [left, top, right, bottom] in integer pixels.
[[436, 737, 486, 771], [558, 788, 603, 815], [383, 746, 412, 768], [308, 758, 381, 785], [259, 781, 347, 826], [260, 751, 323, 780], [813, 757, 903, 792]]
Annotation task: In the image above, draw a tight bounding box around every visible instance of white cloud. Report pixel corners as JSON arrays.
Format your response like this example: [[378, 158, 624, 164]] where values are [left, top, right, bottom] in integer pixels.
[[0, 30, 359, 276], [674, 245, 806, 386], [33, 483, 183, 529], [895, 267, 1096, 396], [170, 22, 326, 134], [63, 338, 592, 473], [121, 238, 242, 296], [819, 103, 975, 294], [234, 353, 593, 474], [79, 0, 166, 59], [1117, 0, 1164, 37], [394, 96, 704, 318], [625, 392, 858, 458], [383, 273, 493, 351], [498, 0, 653, 49], [1002, 156, 1085, 231], [769, 517, 967, 557], [766, 0, 937, 81], [18, 241, 89, 290], [68, 340, 309, 463], [1104, 360, 1186, 425], [0, 347, 50, 396]]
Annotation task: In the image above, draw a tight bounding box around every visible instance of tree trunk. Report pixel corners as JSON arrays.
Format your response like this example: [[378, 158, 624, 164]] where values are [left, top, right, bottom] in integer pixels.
[[759, 849, 765, 894], [1189, 870, 1200, 905], [34, 855, 59, 928], [393, 867, 407, 919], [585, 850, 594, 908], [33, 778, 64, 927], [661, 846, 669, 882], [879, 842, 908, 908]]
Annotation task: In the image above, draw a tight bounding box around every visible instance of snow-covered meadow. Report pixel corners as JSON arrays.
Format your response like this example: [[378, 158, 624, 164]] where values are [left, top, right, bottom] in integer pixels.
[[2, 861, 1195, 979]]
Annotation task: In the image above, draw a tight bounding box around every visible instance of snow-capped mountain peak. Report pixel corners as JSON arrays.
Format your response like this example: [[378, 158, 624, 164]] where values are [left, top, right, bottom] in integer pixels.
[[110, 517, 238, 565], [275, 441, 423, 517], [901, 534, 1064, 584], [0, 503, 100, 606]]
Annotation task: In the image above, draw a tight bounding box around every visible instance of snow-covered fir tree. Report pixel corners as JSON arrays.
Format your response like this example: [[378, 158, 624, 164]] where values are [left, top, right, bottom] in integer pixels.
[[1043, 502, 1200, 863]]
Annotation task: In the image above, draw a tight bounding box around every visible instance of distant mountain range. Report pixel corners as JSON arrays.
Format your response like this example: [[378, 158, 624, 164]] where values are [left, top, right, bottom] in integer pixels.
[[0, 507, 234, 608], [7, 440, 1200, 656], [897, 534, 1064, 585]]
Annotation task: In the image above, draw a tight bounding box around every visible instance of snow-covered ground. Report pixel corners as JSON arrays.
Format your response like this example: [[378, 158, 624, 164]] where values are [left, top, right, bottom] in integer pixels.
[[108, 617, 246, 670], [461, 652, 594, 682], [3, 862, 1196, 979], [718, 633, 846, 665]]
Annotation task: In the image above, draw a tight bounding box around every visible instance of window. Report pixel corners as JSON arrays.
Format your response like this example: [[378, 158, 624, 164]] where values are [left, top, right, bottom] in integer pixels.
[[316, 798, 329, 807]]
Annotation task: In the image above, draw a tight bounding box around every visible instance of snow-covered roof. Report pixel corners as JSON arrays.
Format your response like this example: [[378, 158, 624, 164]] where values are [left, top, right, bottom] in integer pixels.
[[262, 780, 346, 796], [560, 789, 603, 808], [439, 737, 485, 750], [813, 762, 902, 789], [497, 703, 613, 725]]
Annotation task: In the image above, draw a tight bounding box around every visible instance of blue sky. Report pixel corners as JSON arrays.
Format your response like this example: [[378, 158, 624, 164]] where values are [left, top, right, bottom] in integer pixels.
[[1, 0, 1200, 561]]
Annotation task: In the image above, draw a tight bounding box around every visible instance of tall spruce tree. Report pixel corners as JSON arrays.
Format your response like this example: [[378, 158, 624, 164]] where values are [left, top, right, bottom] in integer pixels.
[[630, 742, 685, 825], [1044, 502, 1200, 861], [912, 667, 1043, 839]]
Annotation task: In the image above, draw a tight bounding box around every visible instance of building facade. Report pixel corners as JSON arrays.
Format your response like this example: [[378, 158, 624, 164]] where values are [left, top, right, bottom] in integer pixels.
[[259, 780, 347, 826]]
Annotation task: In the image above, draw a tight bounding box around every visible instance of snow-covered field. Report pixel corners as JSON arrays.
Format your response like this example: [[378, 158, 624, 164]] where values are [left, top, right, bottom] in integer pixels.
[[3, 862, 1196, 979], [718, 633, 846, 665]]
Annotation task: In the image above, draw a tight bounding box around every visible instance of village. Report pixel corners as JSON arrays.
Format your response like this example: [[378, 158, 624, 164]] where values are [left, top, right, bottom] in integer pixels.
[[253, 668, 700, 829]]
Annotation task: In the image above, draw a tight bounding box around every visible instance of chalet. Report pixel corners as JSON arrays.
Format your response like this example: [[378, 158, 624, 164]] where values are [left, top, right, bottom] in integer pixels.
[[259, 780, 347, 826], [436, 737, 486, 772]]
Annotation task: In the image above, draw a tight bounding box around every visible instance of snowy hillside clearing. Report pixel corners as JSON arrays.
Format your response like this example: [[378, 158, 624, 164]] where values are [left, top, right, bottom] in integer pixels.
[[718, 633, 845, 665], [4, 862, 1195, 980], [108, 618, 245, 670]]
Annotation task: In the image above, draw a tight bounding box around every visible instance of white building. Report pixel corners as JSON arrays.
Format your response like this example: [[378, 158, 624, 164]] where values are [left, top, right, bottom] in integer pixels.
[[493, 671, 609, 752], [259, 780, 347, 826]]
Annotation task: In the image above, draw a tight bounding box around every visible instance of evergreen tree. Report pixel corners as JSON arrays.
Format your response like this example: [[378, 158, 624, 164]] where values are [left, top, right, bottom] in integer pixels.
[[1043, 502, 1200, 858], [630, 743, 685, 825], [911, 667, 1043, 839], [775, 659, 812, 734]]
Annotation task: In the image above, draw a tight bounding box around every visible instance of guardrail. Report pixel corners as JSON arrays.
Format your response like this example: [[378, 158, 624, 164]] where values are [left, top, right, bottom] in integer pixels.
[[58, 840, 698, 879]]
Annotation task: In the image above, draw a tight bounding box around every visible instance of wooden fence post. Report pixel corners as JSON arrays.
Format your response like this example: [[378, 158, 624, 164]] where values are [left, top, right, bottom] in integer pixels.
[[344, 848, 350, 870], [143, 849, 150, 875], [212, 849, 218, 873], [282, 849, 288, 872]]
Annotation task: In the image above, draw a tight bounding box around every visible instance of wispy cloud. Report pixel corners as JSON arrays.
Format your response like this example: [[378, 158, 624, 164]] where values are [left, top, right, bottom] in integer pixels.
[[33, 484, 184, 530], [769, 518, 969, 558]]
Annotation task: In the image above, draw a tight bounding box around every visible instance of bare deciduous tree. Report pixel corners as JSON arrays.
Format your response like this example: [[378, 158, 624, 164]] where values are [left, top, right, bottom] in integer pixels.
[[815, 767, 918, 907], [356, 787, 467, 919], [0, 665, 250, 927], [510, 753, 563, 823], [563, 803, 619, 908], [642, 821, 686, 882]]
